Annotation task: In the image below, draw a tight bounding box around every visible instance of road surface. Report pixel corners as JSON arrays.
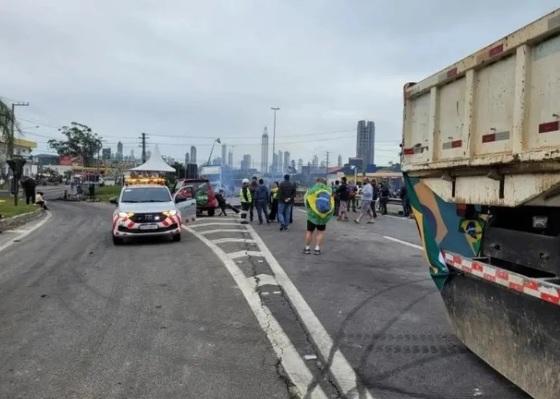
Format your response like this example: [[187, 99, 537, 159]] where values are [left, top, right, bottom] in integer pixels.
[[0, 201, 529, 398]]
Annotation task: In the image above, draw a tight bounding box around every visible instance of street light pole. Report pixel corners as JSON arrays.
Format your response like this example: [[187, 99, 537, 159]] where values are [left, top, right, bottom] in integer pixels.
[[270, 107, 279, 175], [207, 138, 221, 166]]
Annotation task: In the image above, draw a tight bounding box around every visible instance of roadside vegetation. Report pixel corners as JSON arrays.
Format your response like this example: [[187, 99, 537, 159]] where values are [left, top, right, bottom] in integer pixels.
[[0, 198, 38, 218], [96, 185, 122, 202]]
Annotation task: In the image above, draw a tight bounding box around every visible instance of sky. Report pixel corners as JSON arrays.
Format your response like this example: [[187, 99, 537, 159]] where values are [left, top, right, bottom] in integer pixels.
[[1, 0, 559, 168]]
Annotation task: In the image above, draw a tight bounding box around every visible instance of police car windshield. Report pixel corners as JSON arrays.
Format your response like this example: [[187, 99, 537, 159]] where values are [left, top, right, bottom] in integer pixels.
[[121, 187, 171, 203]]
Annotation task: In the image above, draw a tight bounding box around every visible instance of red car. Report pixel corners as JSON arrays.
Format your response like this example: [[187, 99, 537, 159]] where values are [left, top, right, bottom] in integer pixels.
[[180, 178, 218, 216]]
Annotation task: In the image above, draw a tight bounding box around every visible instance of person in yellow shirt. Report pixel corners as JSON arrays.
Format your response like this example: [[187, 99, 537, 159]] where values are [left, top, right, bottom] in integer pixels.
[[239, 178, 252, 224]]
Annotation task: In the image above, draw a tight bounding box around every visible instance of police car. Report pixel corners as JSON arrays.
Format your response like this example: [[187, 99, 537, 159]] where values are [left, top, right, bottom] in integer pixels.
[[111, 183, 196, 245]]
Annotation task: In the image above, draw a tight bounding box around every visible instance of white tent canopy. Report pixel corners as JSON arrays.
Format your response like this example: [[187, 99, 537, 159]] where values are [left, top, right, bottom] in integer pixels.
[[129, 145, 175, 173]]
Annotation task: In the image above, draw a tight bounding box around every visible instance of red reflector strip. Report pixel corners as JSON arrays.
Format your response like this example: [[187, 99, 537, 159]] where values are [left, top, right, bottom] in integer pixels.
[[447, 68, 458, 78], [539, 121, 560, 133], [489, 44, 504, 57], [403, 148, 415, 155], [451, 139, 462, 148], [482, 133, 496, 143]]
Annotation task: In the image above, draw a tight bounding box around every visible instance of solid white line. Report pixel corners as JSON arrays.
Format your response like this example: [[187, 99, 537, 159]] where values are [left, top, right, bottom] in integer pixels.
[[184, 224, 327, 398], [190, 222, 240, 228], [0, 211, 52, 254], [199, 229, 249, 235], [245, 224, 375, 398], [211, 238, 256, 244], [228, 250, 264, 259], [383, 235, 423, 250]]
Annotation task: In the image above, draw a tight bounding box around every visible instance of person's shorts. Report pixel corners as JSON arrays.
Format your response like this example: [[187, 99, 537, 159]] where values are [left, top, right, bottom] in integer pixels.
[[339, 200, 348, 210], [307, 220, 326, 232]]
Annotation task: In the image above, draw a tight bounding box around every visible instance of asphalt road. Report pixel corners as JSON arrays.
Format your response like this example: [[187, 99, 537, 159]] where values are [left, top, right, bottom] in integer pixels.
[[0, 201, 530, 399]]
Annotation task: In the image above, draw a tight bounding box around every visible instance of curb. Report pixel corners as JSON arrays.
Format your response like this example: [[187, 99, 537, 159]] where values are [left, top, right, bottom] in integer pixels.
[[0, 208, 44, 231]]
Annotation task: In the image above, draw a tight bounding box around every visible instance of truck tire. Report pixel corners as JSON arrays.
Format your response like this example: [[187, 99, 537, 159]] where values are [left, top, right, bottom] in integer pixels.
[[113, 235, 124, 245], [172, 233, 181, 242], [208, 209, 215, 217]]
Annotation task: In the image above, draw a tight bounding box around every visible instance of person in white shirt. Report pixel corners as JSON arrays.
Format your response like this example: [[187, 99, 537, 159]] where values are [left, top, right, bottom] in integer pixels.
[[355, 178, 374, 224]]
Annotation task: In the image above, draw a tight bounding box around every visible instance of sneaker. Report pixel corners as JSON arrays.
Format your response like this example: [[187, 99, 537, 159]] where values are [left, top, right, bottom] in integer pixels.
[[279, 226, 284, 231], [303, 248, 311, 255], [367, 220, 375, 224], [354, 219, 360, 224], [313, 249, 321, 255]]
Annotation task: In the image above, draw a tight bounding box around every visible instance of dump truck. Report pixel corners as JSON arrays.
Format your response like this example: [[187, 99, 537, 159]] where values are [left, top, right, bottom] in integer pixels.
[[402, 9, 560, 399]]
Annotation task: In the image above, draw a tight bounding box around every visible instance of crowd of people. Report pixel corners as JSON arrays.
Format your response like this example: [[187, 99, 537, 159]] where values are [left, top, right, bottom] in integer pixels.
[[219, 174, 411, 256]]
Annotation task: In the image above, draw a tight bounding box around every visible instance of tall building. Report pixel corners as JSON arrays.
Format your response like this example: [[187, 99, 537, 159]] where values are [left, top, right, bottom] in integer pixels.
[[102, 148, 111, 160], [312, 154, 319, 168], [190, 146, 197, 164], [228, 151, 233, 168], [277, 150, 282, 173], [129, 149, 135, 162], [290, 159, 296, 172], [185, 152, 190, 165], [283, 151, 290, 173], [297, 158, 303, 172], [116, 141, 123, 161], [337, 154, 342, 167], [356, 120, 375, 166], [261, 127, 269, 174], [241, 154, 252, 171], [221, 144, 227, 166]]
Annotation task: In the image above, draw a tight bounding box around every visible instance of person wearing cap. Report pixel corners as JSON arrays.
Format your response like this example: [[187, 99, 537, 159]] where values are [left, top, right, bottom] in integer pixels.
[[239, 178, 252, 224], [277, 174, 296, 231]]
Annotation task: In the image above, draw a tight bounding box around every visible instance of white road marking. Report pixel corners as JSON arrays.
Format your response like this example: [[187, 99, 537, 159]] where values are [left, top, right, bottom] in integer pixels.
[[245, 224, 375, 399], [199, 228, 249, 235], [229, 250, 264, 259], [211, 238, 256, 244], [0, 211, 52, 254], [253, 274, 279, 287], [190, 222, 241, 228], [4, 229, 30, 234], [383, 235, 423, 250], [382, 214, 414, 222], [184, 224, 327, 398]]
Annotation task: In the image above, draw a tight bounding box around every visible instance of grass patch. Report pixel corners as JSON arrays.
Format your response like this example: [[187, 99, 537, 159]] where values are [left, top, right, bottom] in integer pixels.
[[0, 198, 38, 218], [96, 185, 122, 202]]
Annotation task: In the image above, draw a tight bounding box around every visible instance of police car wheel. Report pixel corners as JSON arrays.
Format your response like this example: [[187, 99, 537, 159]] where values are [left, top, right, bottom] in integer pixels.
[[172, 233, 181, 242], [113, 235, 124, 245]]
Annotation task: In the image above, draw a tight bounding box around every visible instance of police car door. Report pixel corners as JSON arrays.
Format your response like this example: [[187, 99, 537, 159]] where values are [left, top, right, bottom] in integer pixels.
[[174, 186, 197, 224]]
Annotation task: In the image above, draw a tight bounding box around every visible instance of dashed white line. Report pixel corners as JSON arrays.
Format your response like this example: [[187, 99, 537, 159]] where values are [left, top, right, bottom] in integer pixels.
[[190, 222, 241, 228], [211, 238, 256, 244], [199, 228, 249, 235], [228, 250, 264, 259], [383, 235, 423, 250]]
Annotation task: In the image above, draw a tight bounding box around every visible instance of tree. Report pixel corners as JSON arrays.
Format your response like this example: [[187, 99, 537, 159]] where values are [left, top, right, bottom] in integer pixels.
[[171, 161, 184, 178], [48, 122, 102, 167], [0, 99, 18, 160]]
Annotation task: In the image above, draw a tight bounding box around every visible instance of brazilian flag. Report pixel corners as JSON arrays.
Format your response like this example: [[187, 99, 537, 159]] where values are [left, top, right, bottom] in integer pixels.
[[304, 183, 335, 225]]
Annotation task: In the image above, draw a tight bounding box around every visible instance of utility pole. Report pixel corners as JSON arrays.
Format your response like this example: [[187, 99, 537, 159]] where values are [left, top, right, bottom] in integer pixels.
[[8, 102, 29, 159], [140, 133, 147, 163], [270, 107, 279, 175]]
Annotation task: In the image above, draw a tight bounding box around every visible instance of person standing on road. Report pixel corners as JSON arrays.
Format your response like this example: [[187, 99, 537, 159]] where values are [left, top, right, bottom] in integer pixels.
[[268, 181, 279, 222], [379, 182, 390, 215], [277, 174, 296, 231], [337, 177, 350, 221], [249, 176, 258, 222], [355, 178, 375, 224], [21, 176, 36, 205], [400, 184, 411, 217], [333, 180, 340, 217], [304, 177, 334, 255], [370, 179, 378, 219], [255, 178, 270, 224], [347, 180, 358, 212], [239, 179, 252, 224]]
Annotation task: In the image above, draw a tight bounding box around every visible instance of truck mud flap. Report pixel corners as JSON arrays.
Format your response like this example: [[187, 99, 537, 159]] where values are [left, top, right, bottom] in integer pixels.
[[441, 273, 560, 399]]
